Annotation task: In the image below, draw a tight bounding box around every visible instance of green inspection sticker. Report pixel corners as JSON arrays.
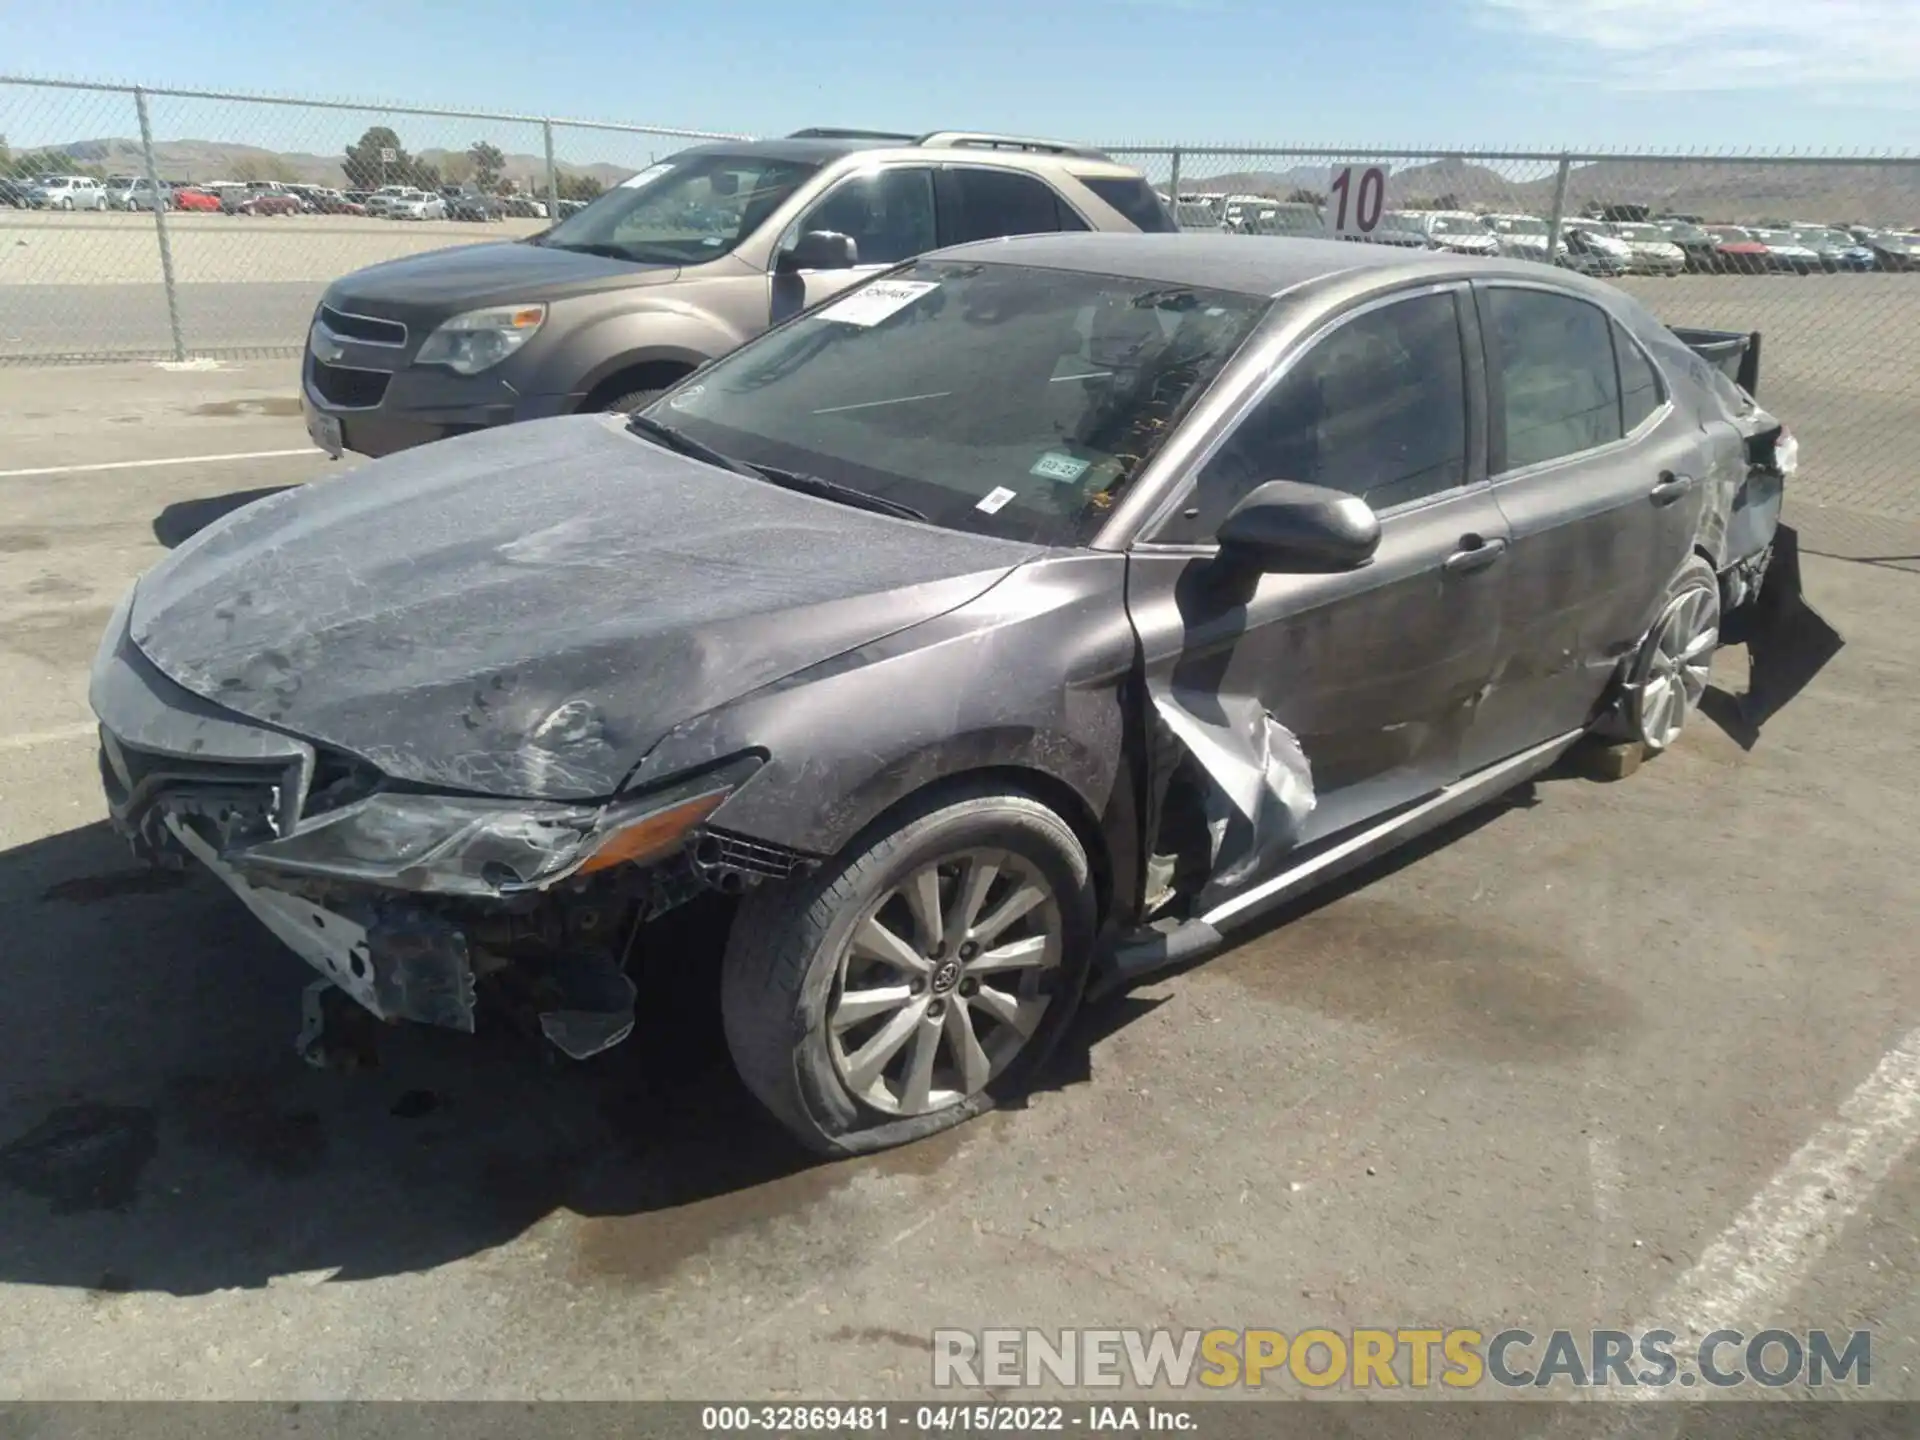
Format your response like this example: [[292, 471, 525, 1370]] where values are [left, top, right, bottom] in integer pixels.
[[1031, 451, 1091, 483]]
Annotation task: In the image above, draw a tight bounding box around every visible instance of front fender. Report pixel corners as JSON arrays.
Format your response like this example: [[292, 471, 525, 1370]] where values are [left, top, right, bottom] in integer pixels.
[[534, 284, 767, 400], [630, 554, 1137, 859]]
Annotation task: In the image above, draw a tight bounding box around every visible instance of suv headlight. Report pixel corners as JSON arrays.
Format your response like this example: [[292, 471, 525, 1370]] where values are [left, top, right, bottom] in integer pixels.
[[414, 303, 547, 375], [231, 756, 760, 896]]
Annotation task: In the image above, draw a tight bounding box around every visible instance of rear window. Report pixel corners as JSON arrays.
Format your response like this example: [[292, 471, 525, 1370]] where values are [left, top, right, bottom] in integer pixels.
[[1076, 175, 1177, 233]]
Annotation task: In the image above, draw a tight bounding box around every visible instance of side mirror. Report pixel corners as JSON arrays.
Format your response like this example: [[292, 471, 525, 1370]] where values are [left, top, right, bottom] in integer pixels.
[[777, 230, 859, 274], [1216, 480, 1380, 573]]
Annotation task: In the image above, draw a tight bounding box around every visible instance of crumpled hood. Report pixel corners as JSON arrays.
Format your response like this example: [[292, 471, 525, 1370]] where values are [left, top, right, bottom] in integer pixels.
[[130, 416, 1044, 799]]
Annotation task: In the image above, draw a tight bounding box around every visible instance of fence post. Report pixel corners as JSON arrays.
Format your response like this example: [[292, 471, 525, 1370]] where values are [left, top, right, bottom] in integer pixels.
[[1168, 147, 1182, 207], [1545, 152, 1572, 263], [543, 119, 559, 222], [134, 86, 185, 362]]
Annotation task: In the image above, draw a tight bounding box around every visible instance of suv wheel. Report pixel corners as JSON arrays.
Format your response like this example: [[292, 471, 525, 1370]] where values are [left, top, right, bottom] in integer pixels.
[[602, 389, 663, 415], [721, 786, 1095, 1155]]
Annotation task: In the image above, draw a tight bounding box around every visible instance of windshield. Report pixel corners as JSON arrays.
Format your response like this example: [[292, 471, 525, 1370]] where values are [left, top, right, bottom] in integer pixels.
[[1492, 217, 1547, 236], [1431, 215, 1489, 235], [640, 259, 1269, 546], [1662, 221, 1708, 241], [1707, 226, 1751, 242], [1795, 229, 1849, 247], [1616, 224, 1666, 242], [534, 152, 819, 265], [1755, 230, 1803, 246]]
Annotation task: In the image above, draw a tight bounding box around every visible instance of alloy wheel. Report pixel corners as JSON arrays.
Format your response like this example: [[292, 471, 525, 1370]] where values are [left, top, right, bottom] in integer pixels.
[[827, 848, 1063, 1117], [1634, 583, 1720, 752]]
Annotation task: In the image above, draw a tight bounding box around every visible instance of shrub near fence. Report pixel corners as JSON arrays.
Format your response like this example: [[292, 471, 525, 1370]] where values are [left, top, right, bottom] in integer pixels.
[[4, 75, 1918, 548]]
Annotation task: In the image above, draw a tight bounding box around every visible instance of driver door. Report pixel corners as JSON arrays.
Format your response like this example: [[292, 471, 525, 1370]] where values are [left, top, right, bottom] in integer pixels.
[[1126, 284, 1511, 880], [771, 167, 941, 323]]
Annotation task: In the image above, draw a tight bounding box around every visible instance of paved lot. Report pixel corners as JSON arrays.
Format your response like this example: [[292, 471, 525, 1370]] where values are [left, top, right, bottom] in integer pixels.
[[0, 362, 1915, 1403]]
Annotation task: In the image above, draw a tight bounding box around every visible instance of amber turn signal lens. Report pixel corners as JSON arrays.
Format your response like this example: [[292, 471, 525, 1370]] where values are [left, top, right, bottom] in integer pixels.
[[575, 790, 730, 875]]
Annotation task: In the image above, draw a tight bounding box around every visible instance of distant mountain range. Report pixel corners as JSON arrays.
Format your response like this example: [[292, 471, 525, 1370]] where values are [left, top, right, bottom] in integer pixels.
[[25, 138, 1920, 226], [34, 137, 636, 190], [1174, 157, 1920, 226]]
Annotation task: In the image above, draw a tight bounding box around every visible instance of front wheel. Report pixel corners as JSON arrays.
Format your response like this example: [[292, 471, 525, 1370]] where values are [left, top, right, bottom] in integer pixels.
[[721, 787, 1096, 1155], [1626, 555, 1721, 753]]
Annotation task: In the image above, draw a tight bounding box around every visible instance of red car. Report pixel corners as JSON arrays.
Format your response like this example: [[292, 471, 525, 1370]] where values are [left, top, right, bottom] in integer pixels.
[[1705, 225, 1772, 274], [233, 192, 304, 216], [172, 187, 223, 212]]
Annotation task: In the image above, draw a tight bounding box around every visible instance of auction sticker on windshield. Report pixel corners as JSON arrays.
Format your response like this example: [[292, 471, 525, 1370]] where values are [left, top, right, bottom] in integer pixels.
[[818, 280, 939, 328], [976, 486, 1018, 514], [1031, 452, 1091, 483]]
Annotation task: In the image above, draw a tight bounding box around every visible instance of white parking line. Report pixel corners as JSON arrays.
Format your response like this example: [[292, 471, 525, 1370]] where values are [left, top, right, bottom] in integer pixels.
[[0, 721, 97, 752], [1537, 1027, 1920, 1434], [0, 448, 317, 480], [1655, 1025, 1920, 1352]]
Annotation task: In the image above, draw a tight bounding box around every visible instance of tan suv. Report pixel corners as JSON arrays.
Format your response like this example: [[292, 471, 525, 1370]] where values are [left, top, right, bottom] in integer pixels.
[[302, 129, 1174, 458]]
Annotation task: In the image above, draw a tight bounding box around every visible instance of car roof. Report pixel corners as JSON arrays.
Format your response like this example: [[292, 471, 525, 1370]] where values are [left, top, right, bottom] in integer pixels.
[[930, 231, 1527, 297]]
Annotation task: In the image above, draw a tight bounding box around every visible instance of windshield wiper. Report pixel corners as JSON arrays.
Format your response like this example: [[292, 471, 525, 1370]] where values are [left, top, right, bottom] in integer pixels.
[[627, 416, 927, 521], [539, 239, 651, 262], [748, 465, 929, 522], [625, 414, 763, 478]]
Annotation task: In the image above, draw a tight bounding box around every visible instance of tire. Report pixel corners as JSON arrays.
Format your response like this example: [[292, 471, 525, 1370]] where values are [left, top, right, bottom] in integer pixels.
[[721, 785, 1096, 1156], [601, 388, 663, 415], [1625, 554, 1721, 754], [60, 197, 73, 211]]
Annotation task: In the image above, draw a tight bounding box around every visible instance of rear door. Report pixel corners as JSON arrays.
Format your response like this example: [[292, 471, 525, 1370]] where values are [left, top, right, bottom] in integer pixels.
[[1463, 281, 1708, 768], [1127, 283, 1512, 862], [936, 166, 1090, 243]]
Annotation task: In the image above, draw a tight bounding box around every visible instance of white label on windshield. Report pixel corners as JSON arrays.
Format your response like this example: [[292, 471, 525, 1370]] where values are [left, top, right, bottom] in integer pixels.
[[818, 279, 939, 328], [1031, 451, 1090, 483], [619, 163, 673, 190], [976, 486, 1018, 515]]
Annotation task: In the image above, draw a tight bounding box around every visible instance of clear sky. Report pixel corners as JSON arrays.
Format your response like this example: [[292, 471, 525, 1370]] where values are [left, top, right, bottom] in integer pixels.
[[2, 0, 1916, 156]]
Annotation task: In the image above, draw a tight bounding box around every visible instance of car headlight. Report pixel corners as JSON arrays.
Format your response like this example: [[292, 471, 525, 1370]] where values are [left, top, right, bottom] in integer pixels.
[[234, 755, 760, 896], [413, 303, 547, 375]]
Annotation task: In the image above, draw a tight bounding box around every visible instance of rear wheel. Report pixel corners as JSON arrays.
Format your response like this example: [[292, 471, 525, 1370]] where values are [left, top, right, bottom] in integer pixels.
[[721, 786, 1095, 1155], [1627, 555, 1721, 753]]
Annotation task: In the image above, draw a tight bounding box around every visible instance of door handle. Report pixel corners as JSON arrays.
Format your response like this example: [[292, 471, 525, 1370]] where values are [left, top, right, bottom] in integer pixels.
[[1443, 535, 1508, 575], [1650, 471, 1696, 506]]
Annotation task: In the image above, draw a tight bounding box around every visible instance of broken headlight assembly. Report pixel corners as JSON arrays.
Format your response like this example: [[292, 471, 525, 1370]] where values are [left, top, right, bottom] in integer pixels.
[[232, 755, 762, 897]]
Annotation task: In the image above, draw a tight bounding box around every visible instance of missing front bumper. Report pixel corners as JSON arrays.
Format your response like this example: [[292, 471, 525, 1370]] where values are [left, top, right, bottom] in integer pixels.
[[167, 816, 477, 1033]]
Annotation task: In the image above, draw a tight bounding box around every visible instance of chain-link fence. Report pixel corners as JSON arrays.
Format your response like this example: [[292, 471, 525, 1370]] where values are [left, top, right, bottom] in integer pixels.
[[0, 76, 744, 364], [4, 77, 1918, 553], [1111, 145, 1920, 554]]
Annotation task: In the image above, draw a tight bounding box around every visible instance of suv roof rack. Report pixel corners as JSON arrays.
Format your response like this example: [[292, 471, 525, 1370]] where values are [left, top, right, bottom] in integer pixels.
[[915, 131, 1112, 161], [787, 127, 919, 142]]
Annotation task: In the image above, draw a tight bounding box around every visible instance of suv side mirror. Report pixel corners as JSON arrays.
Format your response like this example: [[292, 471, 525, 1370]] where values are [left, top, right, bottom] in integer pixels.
[[1216, 480, 1380, 573], [777, 230, 859, 274]]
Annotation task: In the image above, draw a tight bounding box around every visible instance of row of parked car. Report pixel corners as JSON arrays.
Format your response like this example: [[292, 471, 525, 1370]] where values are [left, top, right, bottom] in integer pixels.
[[0, 173, 563, 221], [1169, 193, 1920, 275]]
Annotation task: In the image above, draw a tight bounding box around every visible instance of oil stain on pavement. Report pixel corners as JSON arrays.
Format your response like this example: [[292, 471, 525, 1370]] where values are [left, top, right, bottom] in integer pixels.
[[1210, 893, 1639, 1063], [0, 1103, 159, 1214]]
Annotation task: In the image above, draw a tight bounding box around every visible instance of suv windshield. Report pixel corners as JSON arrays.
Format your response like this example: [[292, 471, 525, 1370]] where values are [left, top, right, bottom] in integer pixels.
[[1493, 217, 1547, 235], [640, 259, 1269, 545], [1431, 215, 1488, 235], [1616, 224, 1665, 242], [534, 152, 820, 265]]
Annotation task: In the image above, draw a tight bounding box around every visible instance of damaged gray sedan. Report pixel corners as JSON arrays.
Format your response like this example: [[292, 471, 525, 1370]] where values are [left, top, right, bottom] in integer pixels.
[[91, 233, 1797, 1155]]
